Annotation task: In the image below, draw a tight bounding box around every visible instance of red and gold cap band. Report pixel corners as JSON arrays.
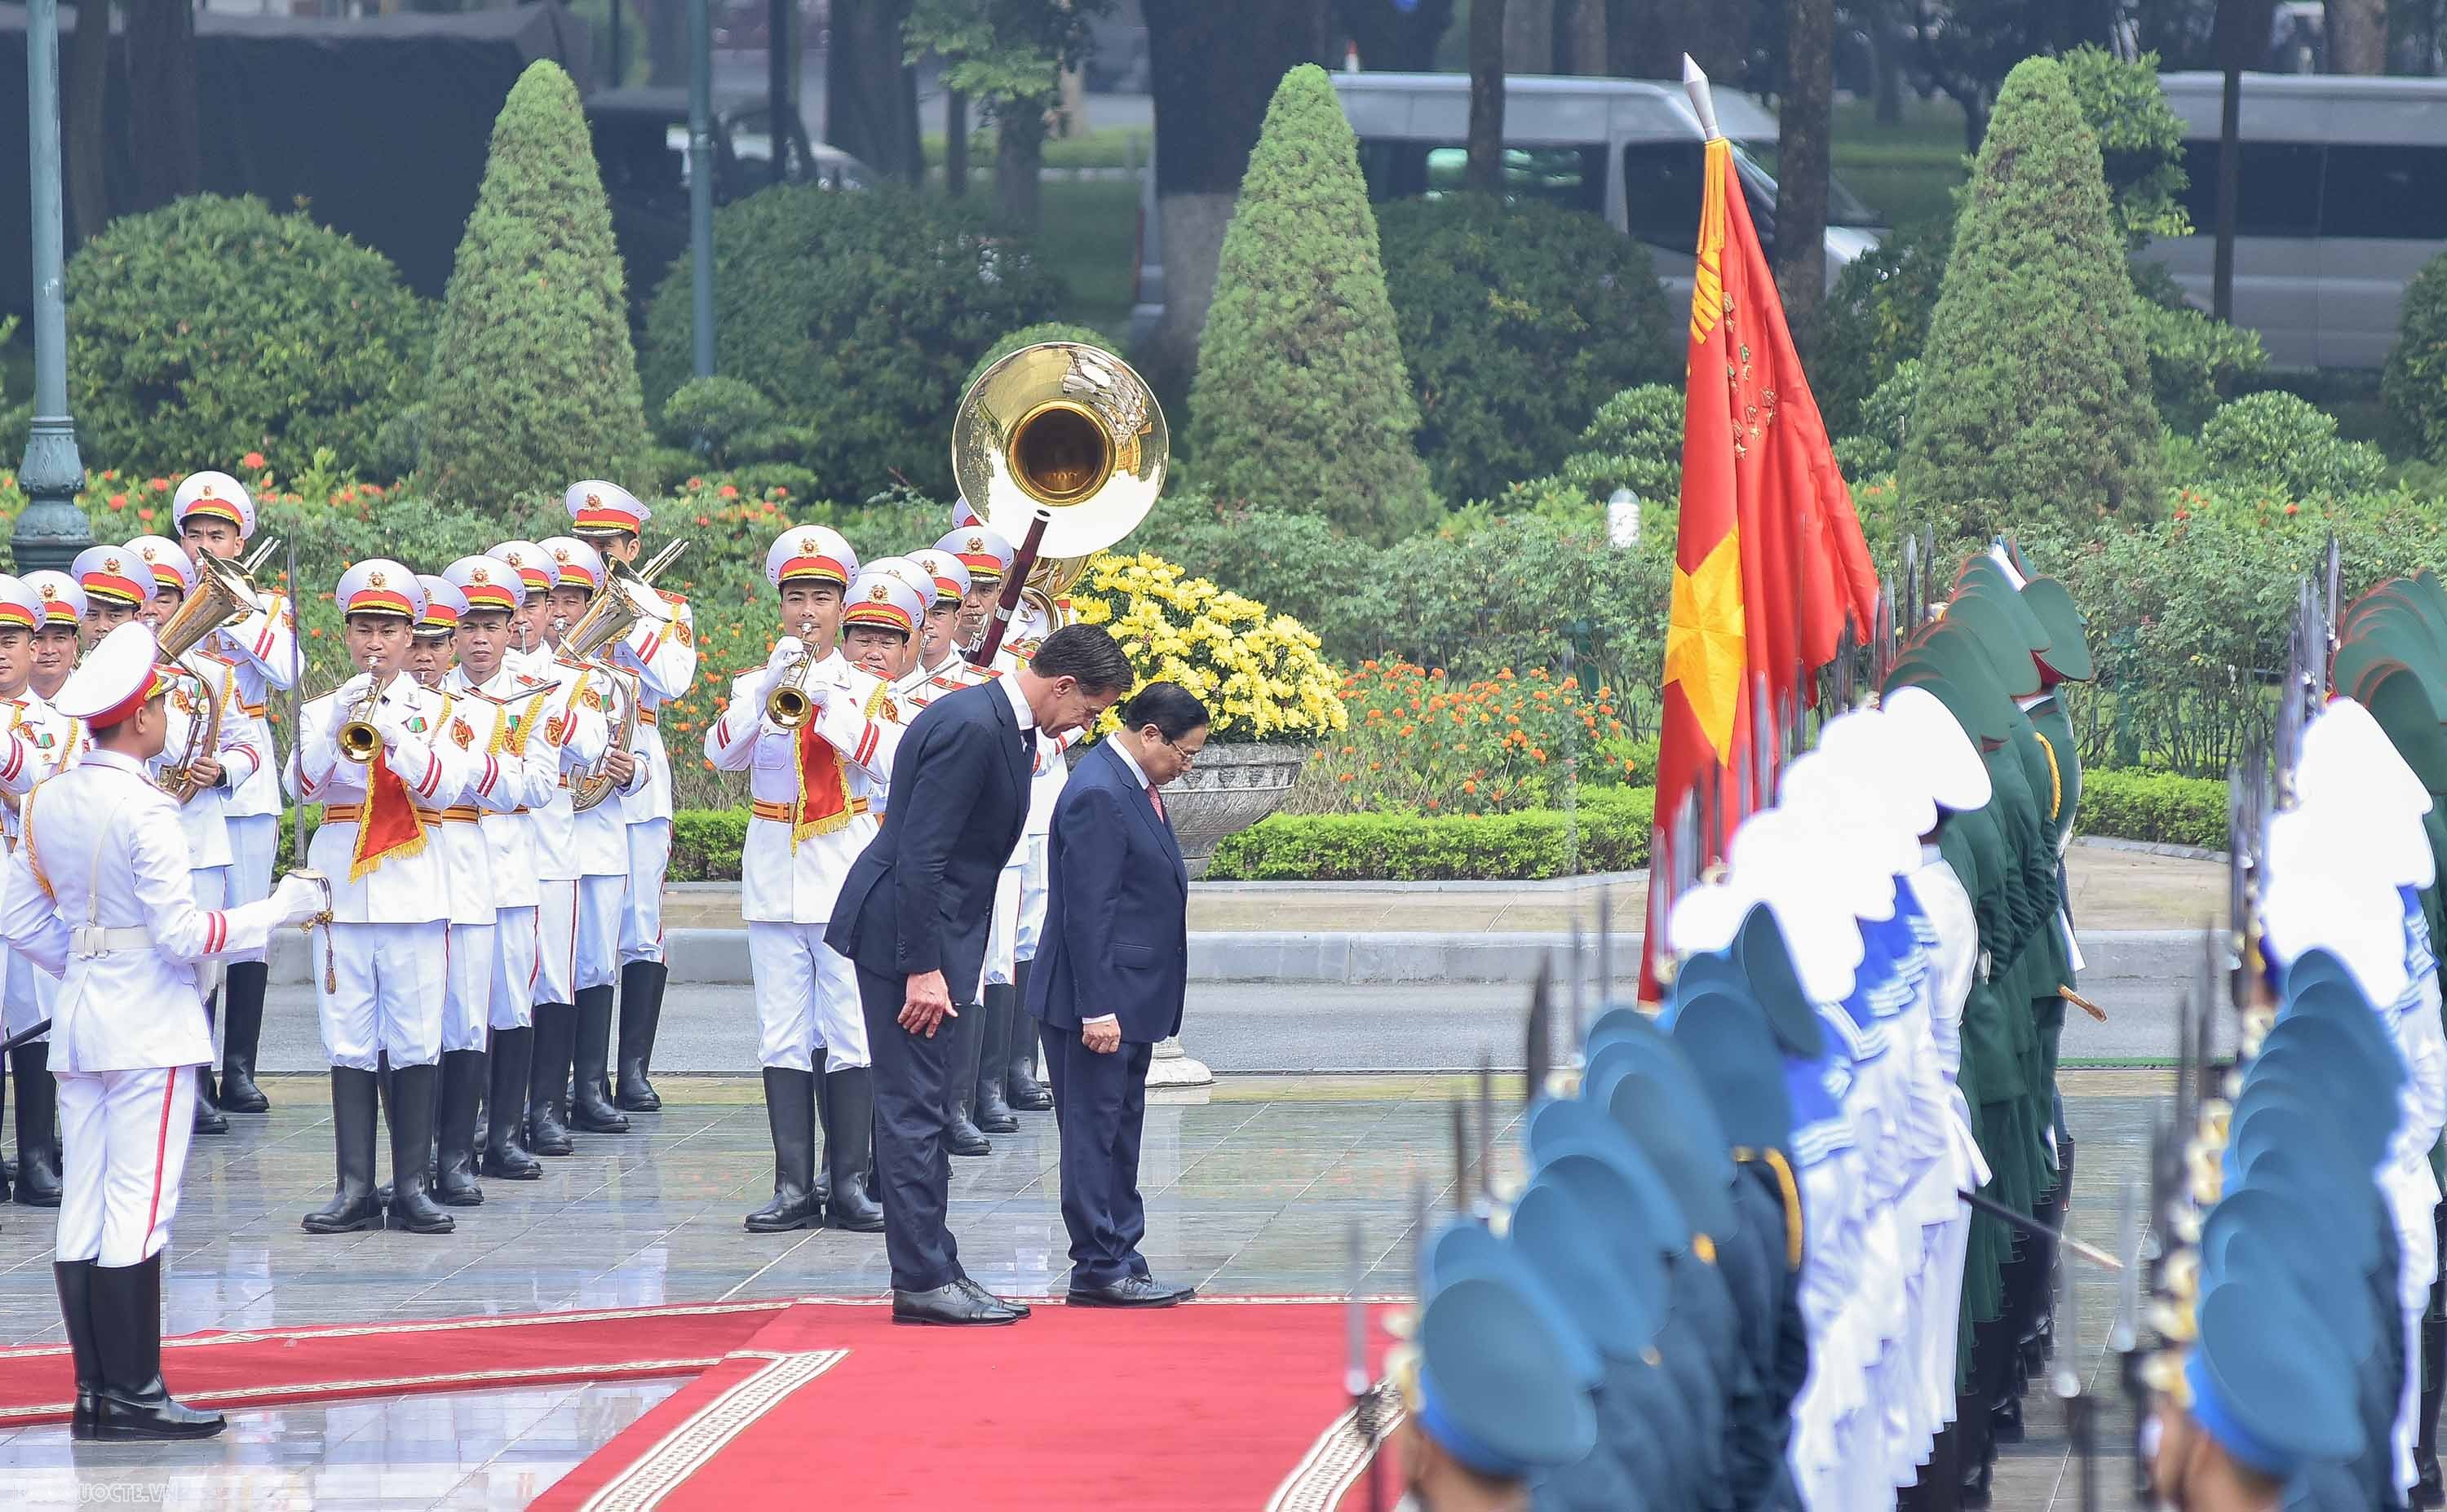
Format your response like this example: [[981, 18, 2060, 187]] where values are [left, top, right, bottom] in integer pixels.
[[344, 589, 417, 619], [180, 497, 246, 530], [842, 600, 915, 634], [89, 664, 174, 730], [572, 507, 638, 533], [460, 581, 519, 612], [81, 570, 146, 606], [0, 601, 37, 631], [776, 555, 850, 589]]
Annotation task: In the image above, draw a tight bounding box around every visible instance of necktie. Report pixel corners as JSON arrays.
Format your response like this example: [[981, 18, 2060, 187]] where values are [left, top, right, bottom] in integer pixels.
[[1148, 784, 1166, 822]]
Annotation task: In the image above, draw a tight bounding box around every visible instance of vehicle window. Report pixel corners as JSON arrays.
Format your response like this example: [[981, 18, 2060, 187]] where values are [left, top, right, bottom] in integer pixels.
[[2319, 144, 2447, 241], [1622, 141, 1706, 250], [1354, 139, 1605, 214], [2176, 139, 2324, 238], [1734, 139, 1885, 228]]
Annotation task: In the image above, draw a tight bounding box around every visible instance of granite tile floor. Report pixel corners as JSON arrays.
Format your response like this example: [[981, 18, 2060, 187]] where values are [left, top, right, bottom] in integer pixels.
[[0, 1072, 2157, 1508]]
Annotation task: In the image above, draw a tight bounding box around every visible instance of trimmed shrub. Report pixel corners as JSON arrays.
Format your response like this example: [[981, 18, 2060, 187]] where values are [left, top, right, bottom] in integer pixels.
[[962, 321, 1117, 392], [2194, 391, 2386, 500], [670, 807, 751, 882], [1377, 193, 1678, 502], [1553, 383, 1683, 506], [641, 184, 1062, 502], [2386, 250, 2447, 464], [1184, 64, 1436, 546], [421, 61, 651, 509], [1834, 360, 1923, 480], [657, 375, 789, 468], [1207, 786, 1655, 882], [1810, 218, 1951, 437], [2074, 769, 2225, 851], [1901, 56, 2161, 545], [1136, 498, 1379, 661], [2132, 263, 2265, 434], [2059, 45, 2193, 248], [66, 196, 429, 481]]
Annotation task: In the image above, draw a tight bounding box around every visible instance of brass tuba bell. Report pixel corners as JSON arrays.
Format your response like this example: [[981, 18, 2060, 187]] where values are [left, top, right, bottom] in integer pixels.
[[950, 342, 1167, 566], [155, 538, 280, 800]]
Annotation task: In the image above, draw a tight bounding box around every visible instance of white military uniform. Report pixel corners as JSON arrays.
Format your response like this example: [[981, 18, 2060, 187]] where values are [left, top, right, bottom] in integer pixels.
[[1, 684, 80, 1041], [536, 537, 645, 997], [0, 629, 319, 1265], [445, 659, 568, 1032], [998, 595, 1072, 967]]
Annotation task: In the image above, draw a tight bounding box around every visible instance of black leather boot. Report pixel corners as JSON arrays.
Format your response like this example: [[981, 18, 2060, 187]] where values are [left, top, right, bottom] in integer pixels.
[[810, 1048, 831, 1209], [480, 1028, 544, 1180], [190, 1064, 228, 1136], [54, 1258, 100, 1437], [823, 1065, 886, 1232], [569, 986, 630, 1133], [433, 1050, 487, 1206], [383, 1063, 454, 1234], [614, 960, 667, 1112], [0, 1060, 11, 1201], [218, 961, 272, 1112], [971, 986, 1018, 1134], [1005, 959, 1052, 1111], [943, 1004, 990, 1157], [526, 1003, 578, 1155], [11, 1043, 62, 1207], [745, 1068, 821, 1232], [89, 1254, 223, 1439], [303, 1068, 383, 1232]]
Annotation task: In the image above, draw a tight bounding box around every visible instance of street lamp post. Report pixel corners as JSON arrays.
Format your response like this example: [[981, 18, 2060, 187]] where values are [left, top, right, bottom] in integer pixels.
[[11, 0, 92, 575]]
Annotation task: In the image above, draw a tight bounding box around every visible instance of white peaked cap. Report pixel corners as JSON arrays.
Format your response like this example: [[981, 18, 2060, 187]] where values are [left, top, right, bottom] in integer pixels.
[[2261, 865, 2412, 1008], [1812, 708, 1936, 866], [2299, 696, 2433, 818], [1877, 685, 1992, 812], [1775, 753, 1899, 921], [1667, 880, 1748, 957], [1724, 807, 1864, 1003]]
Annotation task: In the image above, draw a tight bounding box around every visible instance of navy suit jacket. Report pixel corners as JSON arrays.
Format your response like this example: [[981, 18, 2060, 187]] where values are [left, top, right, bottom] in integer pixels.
[[825, 681, 1033, 1000], [1026, 738, 1189, 1044]]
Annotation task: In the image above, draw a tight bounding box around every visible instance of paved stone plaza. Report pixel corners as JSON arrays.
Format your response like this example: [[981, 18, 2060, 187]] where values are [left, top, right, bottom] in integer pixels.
[[0, 1071, 2157, 1508]]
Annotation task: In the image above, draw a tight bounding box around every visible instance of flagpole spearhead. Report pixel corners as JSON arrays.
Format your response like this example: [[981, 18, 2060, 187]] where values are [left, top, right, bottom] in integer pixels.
[[1681, 55, 1724, 141]]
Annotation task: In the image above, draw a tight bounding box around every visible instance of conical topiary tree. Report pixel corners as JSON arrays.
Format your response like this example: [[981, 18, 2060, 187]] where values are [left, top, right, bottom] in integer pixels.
[[1184, 64, 1436, 546], [1899, 55, 2161, 545], [420, 60, 649, 508]]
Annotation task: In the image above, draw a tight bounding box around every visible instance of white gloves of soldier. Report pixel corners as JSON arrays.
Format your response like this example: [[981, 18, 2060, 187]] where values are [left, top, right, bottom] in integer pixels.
[[270, 872, 331, 928]]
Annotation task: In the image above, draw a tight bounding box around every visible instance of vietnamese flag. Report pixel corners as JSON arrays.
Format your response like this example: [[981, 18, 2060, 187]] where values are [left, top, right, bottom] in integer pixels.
[[1641, 133, 1881, 1000]]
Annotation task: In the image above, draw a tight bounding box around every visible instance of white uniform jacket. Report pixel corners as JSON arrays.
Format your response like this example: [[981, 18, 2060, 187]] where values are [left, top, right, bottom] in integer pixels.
[[561, 658, 643, 877], [704, 648, 901, 925], [0, 692, 80, 811], [525, 658, 613, 885], [206, 590, 296, 823], [426, 687, 523, 925], [153, 649, 268, 874], [614, 589, 697, 826], [285, 677, 476, 923], [445, 666, 567, 910], [0, 749, 293, 1072]]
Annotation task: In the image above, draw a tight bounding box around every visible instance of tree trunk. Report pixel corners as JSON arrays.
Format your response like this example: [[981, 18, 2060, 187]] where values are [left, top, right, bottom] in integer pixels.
[[1776, 0, 1833, 346], [1870, 1, 1905, 124], [1616, 0, 1751, 82], [1139, 0, 1323, 385], [1504, 0, 1552, 73], [1561, 0, 1608, 74], [1332, 0, 1458, 71], [994, 101, 1044, 232], [1467, 0, 1507, 192], [2326, 0, 2389, 71], [64, 0, 112, 246], [825, 0, 922, 183], [648, 0, 686, 86], [123, 0, 199, 213], [945, 86, 969, 198]]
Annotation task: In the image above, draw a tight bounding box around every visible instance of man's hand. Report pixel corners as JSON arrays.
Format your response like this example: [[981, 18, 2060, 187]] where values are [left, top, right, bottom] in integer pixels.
[[900, 969, 955, 1037], [186, 755, 225, 789], [600, 748, 639, 786], [1082, 1019, 1122, 1055]]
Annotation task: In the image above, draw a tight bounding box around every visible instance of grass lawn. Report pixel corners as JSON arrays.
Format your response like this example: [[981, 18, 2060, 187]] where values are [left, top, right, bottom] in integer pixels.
[[923, 123, 1153, 175], [1830, 94, 1969, 231], [1033, 177, 1139, 336]]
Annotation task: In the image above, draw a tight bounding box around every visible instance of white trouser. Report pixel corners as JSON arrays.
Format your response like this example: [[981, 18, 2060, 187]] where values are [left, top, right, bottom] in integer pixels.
[[2387, 1156, 2440, 1492], [538, 876, 623, 1003], [983, 862, 1021, 991], [4, 948, 56, 1039], [575, 873, 625, 992], [443, 921, 497, 1054], [317, 921, 447, 1069], [747, 922, 869, 1071], [56, 1067, 194, 1265], [223, 814, 277, 965], [621, 819, 670, 966], [1015, 833, 1048, 962], [491, 905, 538, 1032]]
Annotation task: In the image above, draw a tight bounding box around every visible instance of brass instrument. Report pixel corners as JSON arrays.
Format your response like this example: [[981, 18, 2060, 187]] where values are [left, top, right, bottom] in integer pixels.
[[765, 614, 824, 729], [155, 538, 280, 801], [950, 342, 1167, 661], [564, 542, 687, 812], [335, 674, 399, 764]]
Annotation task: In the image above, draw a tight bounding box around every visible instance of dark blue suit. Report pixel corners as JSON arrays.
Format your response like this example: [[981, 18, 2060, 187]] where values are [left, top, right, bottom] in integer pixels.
[[826, 682, 1032, 1292], [1025, 737, 1188, 1288]]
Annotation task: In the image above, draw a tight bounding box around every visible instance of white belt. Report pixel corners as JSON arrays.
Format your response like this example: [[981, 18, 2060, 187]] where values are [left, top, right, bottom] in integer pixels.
[[71, 926, 153, 958]]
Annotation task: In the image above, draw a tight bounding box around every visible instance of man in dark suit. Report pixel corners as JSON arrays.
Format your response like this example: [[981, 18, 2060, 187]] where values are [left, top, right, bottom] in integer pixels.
[[1027, 681, 1210, 1308], [826, 624, 1135, 1326]]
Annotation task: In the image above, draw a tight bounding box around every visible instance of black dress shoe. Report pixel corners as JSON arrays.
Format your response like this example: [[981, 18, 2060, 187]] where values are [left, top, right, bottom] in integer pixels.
[[892, 1283, 1021, 1326], [956, 1276, 1029, 1318], [1067, 1274, 1180, 1309], [944, 1114, 991, 1157]]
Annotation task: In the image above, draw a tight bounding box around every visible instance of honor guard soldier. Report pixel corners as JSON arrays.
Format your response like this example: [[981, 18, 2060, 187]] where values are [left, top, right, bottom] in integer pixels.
[[902, 549, 973, 688], [443, 555, 567, 1182], [0, 575, 70, 1208], [489, 540, 613, 1156], [71, 546, 148, 647], [0, 623, 327, 1439], [538, 535, 645, 1138], [288, 562, 477, 1236], [852, 558, 933, 686], [126, 536, 266, 1138], [173, 471, 296, 1118], [24, 573, 85, 707], [566, 483, 697, 1116], [706, 528, 907, 1234]]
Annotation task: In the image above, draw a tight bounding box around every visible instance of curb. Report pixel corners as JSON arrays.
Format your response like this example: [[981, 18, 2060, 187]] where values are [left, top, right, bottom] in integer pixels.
[[265, 925, 2210, 988]]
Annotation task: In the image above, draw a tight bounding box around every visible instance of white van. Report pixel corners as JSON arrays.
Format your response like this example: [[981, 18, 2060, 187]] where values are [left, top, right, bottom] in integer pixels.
[[1130, 72, 1886, 348], [2145, 72, 2447, 369]]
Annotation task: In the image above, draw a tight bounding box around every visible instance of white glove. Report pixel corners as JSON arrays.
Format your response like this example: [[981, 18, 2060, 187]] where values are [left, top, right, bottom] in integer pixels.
[[768, 637, 806, 670], [372, 707, 417, 751], [334, 671, 374, 707], [270, 872, 330, 928]]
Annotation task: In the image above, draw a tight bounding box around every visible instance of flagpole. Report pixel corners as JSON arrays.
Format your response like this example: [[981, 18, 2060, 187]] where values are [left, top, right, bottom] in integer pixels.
[[1681, 55, 1723, 143]]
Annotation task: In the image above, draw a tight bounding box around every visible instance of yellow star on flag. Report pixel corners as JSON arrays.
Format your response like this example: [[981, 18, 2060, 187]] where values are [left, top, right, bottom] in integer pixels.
[[1662, 528, 1746, 764]]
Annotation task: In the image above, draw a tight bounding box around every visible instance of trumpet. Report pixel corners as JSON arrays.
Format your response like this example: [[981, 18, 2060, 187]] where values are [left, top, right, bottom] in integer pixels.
[[765, 617, 822, 729], [336, 671, 400, 763]]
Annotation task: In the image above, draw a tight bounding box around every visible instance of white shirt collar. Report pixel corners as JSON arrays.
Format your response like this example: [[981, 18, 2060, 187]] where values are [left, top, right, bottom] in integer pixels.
[[84, 747, 146, 779], [998, 670, 1036, 732], [1109, 734, 1150, 790]]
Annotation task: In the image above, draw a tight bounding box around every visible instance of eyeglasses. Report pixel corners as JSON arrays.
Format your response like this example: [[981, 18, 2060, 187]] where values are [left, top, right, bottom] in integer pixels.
[[1157, 732, 1206, 768]]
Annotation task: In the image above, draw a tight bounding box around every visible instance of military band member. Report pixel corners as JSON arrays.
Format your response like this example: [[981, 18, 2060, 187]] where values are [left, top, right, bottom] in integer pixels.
[[567, 483, 697, 1116], [538, 536, 645, 1137], [706, 528, 900, 1234], [0, 624, 327, 1439], [71, 546, 148, 648], [0, 575, 69, 1208], [490, 541, 560, 680], [903, 549, 973, 686], [932, 525, 1020, 1152], [174, 471, 296, 1116], [1004, 589, 1071, 1121], [853, 558, 933, 686], [288, 562, 476, 1236], [443, 555, 567, 1181], [24, 572, 85, 706]]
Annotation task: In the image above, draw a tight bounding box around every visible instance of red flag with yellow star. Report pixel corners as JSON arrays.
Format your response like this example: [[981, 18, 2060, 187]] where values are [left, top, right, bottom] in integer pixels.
[[1642, 135, 1881, 999]]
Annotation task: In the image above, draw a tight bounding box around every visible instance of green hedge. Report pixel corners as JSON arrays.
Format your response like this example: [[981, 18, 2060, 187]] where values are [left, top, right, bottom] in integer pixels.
[[2074, 767, 2226, 851]]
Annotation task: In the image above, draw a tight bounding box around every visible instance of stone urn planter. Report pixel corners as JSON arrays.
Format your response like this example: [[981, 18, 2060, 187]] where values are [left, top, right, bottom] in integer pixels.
[[1152, 739, 1309, 878]]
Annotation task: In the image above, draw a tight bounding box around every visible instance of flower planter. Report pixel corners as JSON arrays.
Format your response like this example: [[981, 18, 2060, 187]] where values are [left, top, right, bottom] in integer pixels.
[[1154, 740, 1309, 878]]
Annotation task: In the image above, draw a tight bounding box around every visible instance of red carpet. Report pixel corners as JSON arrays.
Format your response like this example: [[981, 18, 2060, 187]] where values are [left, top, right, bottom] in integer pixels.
[[0, 1299, 789, 1426], [533, 1298, 1408, 1512]]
